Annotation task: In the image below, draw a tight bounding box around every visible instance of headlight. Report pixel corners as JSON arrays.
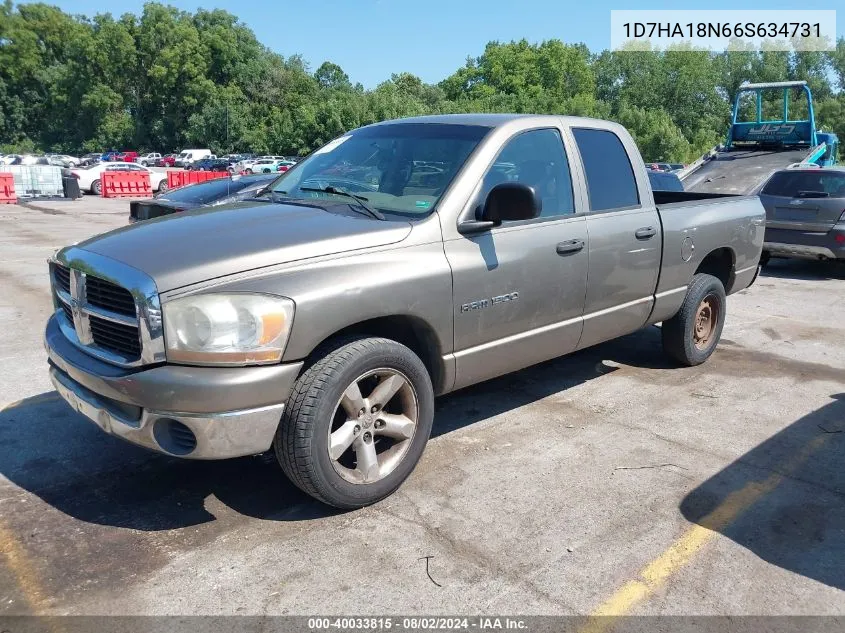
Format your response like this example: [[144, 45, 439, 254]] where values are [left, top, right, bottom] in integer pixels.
[[163, 294, 294, 366]]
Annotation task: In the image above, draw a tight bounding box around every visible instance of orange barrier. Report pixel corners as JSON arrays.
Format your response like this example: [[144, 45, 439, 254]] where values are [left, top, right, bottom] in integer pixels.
[[101, 171, 152, 198], [166, 170, 229, 190], [0, 173, 17, 204]]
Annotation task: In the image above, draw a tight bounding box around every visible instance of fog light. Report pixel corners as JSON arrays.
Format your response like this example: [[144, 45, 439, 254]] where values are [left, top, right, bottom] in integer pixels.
[[153, 418, 197, 456]]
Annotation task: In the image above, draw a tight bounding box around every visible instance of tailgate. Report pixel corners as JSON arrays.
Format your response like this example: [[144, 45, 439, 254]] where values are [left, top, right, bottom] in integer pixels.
[[760, 194, 843, 232], [759, 171, 845, 232]]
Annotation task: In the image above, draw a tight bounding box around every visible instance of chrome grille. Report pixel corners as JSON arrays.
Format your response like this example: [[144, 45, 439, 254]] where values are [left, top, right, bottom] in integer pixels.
[[90, 315, 142, 358], [60, 301, 74, 327], [54, 265, 71, 294], [85, 276, 136, 317], [49, 250, 166, 367]]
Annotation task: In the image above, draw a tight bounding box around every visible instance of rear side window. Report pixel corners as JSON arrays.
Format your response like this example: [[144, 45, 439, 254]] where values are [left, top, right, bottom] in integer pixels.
[[762, 171, 845, 198], [573, 128, 640, 211]]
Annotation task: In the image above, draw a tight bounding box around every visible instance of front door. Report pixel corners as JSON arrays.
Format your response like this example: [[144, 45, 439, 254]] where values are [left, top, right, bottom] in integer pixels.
[[444, 127, 589, 389]]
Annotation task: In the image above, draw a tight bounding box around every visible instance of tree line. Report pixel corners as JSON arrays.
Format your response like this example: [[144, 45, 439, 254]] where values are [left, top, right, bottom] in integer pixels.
[[1, 1, 844, 163]]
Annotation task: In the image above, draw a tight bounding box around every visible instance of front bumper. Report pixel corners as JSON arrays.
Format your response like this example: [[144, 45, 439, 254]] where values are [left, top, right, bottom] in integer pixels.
[[45, 315, 303, 459]]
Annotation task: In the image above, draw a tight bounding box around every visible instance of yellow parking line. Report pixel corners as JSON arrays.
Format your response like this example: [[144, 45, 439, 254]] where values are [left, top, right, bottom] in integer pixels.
[[0, 518, 49, 613], [582, 434, 829, 633]]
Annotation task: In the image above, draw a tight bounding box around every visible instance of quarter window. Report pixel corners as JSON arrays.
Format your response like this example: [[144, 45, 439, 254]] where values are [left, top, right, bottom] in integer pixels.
[[480, 128, 575, 218], [573, 128, 640, 211]]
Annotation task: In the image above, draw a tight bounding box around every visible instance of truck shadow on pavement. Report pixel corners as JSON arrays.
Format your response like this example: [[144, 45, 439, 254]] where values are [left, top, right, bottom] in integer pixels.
[[680, 393, 845, 591], [0, 328, 671, 532]]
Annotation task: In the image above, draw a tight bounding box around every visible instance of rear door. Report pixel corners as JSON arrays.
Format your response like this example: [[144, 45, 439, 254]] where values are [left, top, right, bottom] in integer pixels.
[[572, 127, 662, 350], [760, 170, 845, 232]]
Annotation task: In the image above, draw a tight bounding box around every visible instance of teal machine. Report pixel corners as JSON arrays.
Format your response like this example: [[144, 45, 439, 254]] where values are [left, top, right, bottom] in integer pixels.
[[727, 80, 838, 166]]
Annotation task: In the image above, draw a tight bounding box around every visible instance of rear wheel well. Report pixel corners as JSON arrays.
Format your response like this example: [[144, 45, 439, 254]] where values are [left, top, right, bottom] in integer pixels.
[[695, 248, 735, 292], [304, 316, 444, 394]]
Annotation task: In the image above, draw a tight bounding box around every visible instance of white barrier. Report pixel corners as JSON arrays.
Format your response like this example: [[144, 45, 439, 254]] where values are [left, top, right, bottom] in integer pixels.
[[0, 165, 64, 198]]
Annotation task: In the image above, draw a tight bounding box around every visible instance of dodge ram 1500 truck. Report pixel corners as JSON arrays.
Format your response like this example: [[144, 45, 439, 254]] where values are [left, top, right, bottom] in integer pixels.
[[45, 114, 765, 508]]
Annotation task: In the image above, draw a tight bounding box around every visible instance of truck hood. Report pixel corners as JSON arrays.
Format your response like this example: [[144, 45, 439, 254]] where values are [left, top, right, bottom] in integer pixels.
[[77, 202, 413, 292]]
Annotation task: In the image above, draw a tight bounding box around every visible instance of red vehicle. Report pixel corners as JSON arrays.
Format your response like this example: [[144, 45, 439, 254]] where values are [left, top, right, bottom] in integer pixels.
[[156, 154, 177, 167], [101, 150, 138, 162]]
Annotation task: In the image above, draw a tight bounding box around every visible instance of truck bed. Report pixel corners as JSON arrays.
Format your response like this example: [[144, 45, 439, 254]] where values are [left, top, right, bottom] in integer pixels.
[[682, 147, 811, 195]]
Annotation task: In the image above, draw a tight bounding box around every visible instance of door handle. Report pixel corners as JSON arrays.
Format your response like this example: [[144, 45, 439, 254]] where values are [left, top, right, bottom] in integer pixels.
[[556, 239, 585, 255], [635, 226, 657, 240]]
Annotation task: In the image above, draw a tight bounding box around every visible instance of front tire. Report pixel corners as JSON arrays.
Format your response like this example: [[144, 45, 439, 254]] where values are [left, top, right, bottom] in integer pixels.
[[158, 180, 169, 194], [274, 337, 434, 509], [662, 273, 726, 366], [90, 179, 101, 196]]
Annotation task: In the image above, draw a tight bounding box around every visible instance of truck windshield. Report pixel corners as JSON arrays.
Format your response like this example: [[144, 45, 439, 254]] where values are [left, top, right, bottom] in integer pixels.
[[269, 123, 490, 217]]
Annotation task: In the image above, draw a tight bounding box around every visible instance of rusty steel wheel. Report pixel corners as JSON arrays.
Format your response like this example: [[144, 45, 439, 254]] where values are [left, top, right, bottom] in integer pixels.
[[662, 273, 727, 367], [693, 294, 720, 350]]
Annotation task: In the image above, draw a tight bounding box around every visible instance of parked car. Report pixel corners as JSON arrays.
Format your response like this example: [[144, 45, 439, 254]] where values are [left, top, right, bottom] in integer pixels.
[[139, 153, 162, 167], [758, 167, 845, 264], [187, 157, 230, 172], [129, 173, 278, 223], [45, 114, 764, 509], [155, 154, 177, 168], [71, 161, 169, 195], [247, 158, 286, 173], [175, 149, 213, 167], [45, 154, 81, 168], [647, 169, 684, 192], [276, 160, 297, 172], [232, 157, 259, 173], [78, 153, 102, 167], [101, 150, 124, 162]]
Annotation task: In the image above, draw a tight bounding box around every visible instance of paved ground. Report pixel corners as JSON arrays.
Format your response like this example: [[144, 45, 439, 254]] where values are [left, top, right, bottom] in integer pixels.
[[0, 196, 843, 618]]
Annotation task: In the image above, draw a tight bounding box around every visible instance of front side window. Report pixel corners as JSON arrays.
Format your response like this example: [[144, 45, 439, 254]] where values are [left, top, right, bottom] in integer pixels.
[[270, 123, 490, 217], [478, 128, 575, 218], [573, 127, 640, 212]]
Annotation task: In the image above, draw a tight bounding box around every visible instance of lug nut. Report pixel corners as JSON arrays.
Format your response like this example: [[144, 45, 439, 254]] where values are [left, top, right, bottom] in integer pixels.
[[359, 408, 366, 417], [354, 424, 361, 434], [363, 431, 372, 443], [371, 405, 379, 413], [374, 419, 384, 429]]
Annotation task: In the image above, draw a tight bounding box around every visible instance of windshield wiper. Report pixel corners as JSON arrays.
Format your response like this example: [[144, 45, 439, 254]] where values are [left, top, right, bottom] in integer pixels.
[[299, 186, 385, 220]]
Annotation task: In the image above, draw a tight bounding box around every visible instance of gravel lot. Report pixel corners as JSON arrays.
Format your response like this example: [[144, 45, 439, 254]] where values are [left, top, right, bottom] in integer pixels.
[[0, 195, 843, 618]]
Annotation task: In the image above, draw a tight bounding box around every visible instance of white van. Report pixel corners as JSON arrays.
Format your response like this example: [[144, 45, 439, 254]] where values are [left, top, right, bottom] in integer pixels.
[[175, 149, 213, 167]]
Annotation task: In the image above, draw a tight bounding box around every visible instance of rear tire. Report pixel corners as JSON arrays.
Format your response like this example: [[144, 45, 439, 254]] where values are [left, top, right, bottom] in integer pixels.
[[274, 337, 434, 509], [90, 179, 101, 196], [158, 180, 169, 194], [662, 273, 726, 367]]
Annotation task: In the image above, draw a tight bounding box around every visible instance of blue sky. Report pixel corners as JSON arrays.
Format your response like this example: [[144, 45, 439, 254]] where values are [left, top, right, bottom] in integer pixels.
[[31, 1, 844, 88]]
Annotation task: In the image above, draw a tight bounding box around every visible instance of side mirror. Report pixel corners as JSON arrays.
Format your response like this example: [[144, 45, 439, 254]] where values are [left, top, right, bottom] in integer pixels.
[[482, 182, 541, 224], [458, 182, 541, 234]]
